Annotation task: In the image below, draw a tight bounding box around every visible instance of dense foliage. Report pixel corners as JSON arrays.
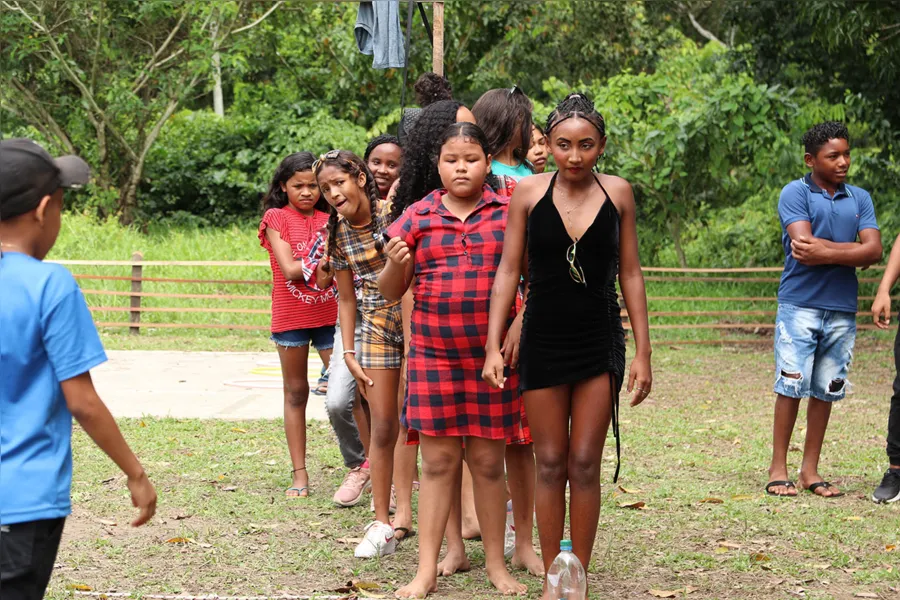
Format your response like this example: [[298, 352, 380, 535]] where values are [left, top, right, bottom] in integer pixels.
[[2, 0, 898, 265]]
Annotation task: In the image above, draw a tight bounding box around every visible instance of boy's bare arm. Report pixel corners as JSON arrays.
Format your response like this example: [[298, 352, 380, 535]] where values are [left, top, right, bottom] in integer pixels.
[[787, 221, 882, 268], [61, 372, 157, 526]]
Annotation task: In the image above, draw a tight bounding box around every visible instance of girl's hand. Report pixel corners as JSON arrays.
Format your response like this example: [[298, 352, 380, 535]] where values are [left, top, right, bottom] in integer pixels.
[[872, 290, 892, 329], [345, 354, 374, 399], [482, 349, 507, 389], [501, 312, 524, 369], [626, 353, 652, 407], [385, 237, 411, 265]]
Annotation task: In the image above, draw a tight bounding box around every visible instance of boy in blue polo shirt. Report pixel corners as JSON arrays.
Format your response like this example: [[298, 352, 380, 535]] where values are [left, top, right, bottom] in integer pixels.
[[0, 139, 156, 599], [765, 122, 882, 498]]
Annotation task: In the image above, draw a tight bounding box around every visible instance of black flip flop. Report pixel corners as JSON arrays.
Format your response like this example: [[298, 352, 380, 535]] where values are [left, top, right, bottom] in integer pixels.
[[393, 526, 416, 541], [765, 480, 797, 497], [806, 481, 844, 498]]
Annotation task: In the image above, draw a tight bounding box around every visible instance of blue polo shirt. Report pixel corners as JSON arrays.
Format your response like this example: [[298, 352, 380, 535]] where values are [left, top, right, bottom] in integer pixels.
[[777, 173, 879, 313], [0, 252, 107, 525]]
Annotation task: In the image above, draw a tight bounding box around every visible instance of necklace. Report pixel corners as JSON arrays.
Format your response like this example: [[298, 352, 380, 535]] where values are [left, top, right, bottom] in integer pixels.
[[556, 184, 588, 241]]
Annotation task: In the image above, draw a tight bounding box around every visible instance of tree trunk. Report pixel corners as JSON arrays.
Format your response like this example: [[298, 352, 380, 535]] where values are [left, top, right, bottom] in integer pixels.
[[669, 216, 688, 268], [211, 18, 224, 117]]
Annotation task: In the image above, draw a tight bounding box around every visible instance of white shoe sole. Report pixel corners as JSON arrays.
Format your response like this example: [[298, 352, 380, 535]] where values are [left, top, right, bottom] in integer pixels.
[[872, 489, 900, 504], [334, 482, 371, 508]]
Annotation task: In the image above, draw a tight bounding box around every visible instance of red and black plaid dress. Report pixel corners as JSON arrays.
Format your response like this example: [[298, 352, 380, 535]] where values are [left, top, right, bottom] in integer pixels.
[[388, 186, 522, 440]]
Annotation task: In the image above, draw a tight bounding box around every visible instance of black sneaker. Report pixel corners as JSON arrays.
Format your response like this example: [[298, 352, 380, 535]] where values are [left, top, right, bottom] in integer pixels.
[[872, 469, 900, 504]]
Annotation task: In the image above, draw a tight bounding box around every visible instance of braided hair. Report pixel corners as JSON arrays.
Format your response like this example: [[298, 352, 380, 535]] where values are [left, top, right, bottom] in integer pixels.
[[546, 92, 606, 138], [261, 152, 329, 213], [414, 72, 453, 107], [364, 134, 401, 162], [391, 99, 463, 222], [314, 150, 385, 267], [471, 87, 533, 163]]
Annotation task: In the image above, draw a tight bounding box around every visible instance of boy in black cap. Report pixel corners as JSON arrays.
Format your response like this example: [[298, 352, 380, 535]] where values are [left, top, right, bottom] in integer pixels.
[[0, 139, 157, 599]]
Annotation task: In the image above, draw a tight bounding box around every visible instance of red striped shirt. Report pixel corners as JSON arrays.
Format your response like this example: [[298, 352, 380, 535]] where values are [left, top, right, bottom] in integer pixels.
[[259, 208, 337, 333]]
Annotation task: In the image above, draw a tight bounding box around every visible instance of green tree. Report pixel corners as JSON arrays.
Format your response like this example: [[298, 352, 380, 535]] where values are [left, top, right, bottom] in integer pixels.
[[0, 0, 281, 222]]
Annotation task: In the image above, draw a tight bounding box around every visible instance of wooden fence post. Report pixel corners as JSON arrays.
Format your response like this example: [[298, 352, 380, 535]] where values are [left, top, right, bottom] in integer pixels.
[[432, 2, 444, 76], [130, 251, 143, 335]]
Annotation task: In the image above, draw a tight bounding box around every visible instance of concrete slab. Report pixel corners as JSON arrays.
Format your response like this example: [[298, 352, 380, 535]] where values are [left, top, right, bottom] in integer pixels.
[[92, 351, 328, 421]]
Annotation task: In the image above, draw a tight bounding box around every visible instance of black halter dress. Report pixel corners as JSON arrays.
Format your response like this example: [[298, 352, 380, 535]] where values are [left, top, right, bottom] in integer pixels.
[[519, 172, 627, 479]]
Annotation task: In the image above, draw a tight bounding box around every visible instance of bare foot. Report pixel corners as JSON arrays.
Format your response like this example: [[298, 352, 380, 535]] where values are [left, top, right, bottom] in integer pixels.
[[486, 565, 527, 595], [395, 574, 437, 599], [798, 472, 842, 497], [766, 466, 797, 497], [461, 520, 481, 540], [437, 548, 471, 576], [392, 508, 414, 540], [286, 469, 309, 497], [511, 545, 545, 577]]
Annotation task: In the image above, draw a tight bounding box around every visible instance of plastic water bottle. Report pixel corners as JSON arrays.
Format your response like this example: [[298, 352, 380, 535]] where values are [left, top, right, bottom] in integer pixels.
[[503, 499, 515, 558], [546, 539, 586, 600]]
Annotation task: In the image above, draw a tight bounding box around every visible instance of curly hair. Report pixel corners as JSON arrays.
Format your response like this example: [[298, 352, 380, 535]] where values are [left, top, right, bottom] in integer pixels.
[[414, 72, 453, 107], [391, 99, 463, 222], [546, 92, 605, 138], [261, 152, 329, 213], [314, 150, 385, 267], [364, 134, 402, 161], [471, 87, 533, 163], [802, 121, 850, 155]]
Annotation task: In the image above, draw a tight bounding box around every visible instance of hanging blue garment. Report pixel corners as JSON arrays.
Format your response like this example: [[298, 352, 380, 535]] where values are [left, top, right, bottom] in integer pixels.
[[355, 1, 406, 69]]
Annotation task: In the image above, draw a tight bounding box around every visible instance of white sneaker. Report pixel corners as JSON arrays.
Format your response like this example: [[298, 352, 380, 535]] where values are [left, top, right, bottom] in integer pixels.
[[354, 521, 397, 558]]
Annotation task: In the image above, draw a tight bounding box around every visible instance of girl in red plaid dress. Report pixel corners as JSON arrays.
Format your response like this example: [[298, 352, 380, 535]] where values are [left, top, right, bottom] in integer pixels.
[[380, 123, 526, 597]]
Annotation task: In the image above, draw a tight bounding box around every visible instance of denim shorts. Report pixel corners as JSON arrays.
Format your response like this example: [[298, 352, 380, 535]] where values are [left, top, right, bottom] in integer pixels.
[[271, 325, 336, 350], [773, 303, 856, 401]]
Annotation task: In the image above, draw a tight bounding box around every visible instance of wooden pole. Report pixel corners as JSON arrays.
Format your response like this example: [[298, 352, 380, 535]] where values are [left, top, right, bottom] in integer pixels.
[[432, 2, 444, 76], [130, 251, 143, 335]]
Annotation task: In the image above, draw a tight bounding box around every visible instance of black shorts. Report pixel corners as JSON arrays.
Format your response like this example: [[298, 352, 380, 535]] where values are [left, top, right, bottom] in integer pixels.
[[0, 517, 66, 600]]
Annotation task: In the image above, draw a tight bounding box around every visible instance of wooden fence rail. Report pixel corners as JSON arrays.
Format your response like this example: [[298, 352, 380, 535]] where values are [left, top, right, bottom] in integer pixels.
[[59, 257, 898, 343]]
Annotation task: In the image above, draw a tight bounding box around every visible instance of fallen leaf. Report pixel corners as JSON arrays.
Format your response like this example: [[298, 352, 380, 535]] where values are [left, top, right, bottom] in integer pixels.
[[101, 477, 116, 484], [231, 427, 248, 433], [811, 563, 831, 570], [265, 460, 277, 466], [700, 497, 724, 504], [336, 537, 364, 545], [853, 593, 878, 598], [222, 486, 238, 492], [751, 553, 770, 563], [886, 544, 896, 552], [715, 546, 730, 554], [67, 584, 92, 591], [190, 539, 212, 548], [353, 581, 382, 591], [617, 485, 643, 494], [649, 587, 696, 598], [166, 537, 192, 544], [718, 541, 742, 550], [139, 420, 147, 427], [95, 519, 117, 527], [619, 501, 646, 509], [731, 494, 754, 501], [173, 514, 192, 520], [310, 532, 326, 539], [844, 516, 863, 521]]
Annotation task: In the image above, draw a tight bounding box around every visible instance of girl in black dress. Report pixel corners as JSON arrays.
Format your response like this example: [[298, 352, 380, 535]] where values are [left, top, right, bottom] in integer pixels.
[[484, 93, 653, 597]]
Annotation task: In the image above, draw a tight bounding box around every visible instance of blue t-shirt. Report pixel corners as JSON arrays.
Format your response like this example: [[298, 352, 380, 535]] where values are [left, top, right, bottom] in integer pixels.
[[0, 252, 107, 525], [491, 160, 533, 181], [777, 174, 879, 313]]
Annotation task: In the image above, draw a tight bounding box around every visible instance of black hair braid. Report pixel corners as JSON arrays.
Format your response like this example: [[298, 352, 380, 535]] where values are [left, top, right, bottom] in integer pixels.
[[364, 134, 401, 161], [392, 99, 463, 222], [546, 92, 606, 138], [362, 163, 386, 251], [324, 209, 340, 271]]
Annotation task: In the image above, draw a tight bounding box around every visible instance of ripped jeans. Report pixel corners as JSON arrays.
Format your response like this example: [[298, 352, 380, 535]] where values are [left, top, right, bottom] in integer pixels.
[[773, 303, 856, 402]]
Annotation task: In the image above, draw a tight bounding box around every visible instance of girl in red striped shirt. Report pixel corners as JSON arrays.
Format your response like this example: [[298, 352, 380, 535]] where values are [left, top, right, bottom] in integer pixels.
[[259, 152, 338, 498]]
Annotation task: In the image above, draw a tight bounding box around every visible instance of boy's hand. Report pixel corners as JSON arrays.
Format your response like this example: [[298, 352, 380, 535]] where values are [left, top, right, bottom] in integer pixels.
[[482, 349, 507, 389], [127, 471, 157, 527], [791, 235, 827, 265], [872, 291, 892, 330], [385, 237, 411, 265]]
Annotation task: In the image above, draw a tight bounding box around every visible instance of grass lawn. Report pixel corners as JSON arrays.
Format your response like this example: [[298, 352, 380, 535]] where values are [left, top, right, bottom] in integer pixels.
[[48, 345, 900, 599]]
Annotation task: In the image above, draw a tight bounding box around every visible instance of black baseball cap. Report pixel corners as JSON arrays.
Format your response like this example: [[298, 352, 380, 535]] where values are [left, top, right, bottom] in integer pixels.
[[0, 138, 91, 220]]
